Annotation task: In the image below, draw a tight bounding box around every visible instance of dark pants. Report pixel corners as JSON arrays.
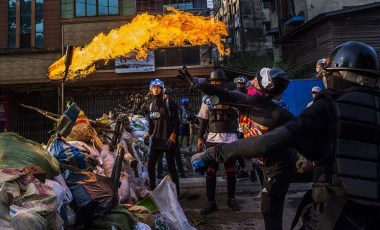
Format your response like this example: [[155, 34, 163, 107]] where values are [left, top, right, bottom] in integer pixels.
[[205, 142, 236, 201], [157, 138, 185, 175], [261, 174, 293, 230], [148, 145, 180, 196]]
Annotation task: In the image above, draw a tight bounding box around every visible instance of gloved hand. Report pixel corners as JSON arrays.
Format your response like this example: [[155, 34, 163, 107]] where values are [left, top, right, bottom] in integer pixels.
[[191, 145, 224, 165], [166, 133, 176, 149], [144, 133, 150, 146], [177, 66, 200, 89]]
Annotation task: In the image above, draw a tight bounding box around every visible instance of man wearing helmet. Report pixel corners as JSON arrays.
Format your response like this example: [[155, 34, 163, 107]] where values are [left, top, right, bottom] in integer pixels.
[[179, 97, 192, 150], [155, 88, 187, 179], [179, 67, 296, 229], [196, 68, 241, 215], [192, 41, 380, 229], [144, 79, 181, 196]]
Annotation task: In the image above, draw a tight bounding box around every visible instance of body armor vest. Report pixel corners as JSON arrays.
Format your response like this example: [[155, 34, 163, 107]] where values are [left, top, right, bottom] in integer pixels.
[[208, 105, 238, 133], [333, 89, 380, 206]]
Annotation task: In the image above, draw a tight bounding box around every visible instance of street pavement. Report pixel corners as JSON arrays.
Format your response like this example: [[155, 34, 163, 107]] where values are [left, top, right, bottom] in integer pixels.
[[171, 145, 312, 229], [178, 176, 311, 229]]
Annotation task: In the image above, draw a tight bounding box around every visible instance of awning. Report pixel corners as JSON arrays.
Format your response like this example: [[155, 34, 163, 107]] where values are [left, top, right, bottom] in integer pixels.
[[263, 28, 279, 36], [284, 15, 305, 27]]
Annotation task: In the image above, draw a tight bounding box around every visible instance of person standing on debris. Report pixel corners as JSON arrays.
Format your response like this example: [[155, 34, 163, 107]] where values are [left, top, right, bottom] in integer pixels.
[[179, 97, 193, 150], [192, 41, 380, 229], [144, 79, 180, 196], [307, 86, 321, 107], [179, 67, 296, 229], [233, 76, 250, 179], [196, 68, 241, 215], [155, 88, 187, 178]]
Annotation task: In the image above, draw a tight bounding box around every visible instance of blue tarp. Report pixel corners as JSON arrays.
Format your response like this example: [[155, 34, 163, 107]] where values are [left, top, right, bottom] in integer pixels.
[[284, 15, 305, 26], [281, 79, 324, 115]]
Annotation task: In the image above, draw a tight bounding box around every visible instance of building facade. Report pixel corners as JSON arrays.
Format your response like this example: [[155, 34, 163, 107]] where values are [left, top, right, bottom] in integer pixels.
[[262, 0, 380, 76], [0, 0, 213, 142], [212, 0, 272, 62]]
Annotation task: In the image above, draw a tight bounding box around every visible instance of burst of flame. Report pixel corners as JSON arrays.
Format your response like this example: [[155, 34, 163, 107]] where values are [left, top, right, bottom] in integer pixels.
[[48, 7, 229, 81]]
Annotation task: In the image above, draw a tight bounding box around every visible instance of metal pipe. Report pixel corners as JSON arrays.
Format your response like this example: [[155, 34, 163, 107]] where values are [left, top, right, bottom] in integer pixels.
[[61, 45, 74, 113]]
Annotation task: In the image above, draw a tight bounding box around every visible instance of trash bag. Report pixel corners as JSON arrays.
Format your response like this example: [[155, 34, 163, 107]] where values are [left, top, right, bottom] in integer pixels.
[[65, 171, 118, 220], [0, 133, 60, 179], [89, 205, 137, 230], [137, 176, 196, 230]]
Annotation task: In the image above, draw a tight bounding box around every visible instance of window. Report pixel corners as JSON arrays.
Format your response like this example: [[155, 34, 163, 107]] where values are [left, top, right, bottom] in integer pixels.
[[75, 0, 119, 17], [8, 0, 44, 49], [8, 0, 16, 48], [154, 47, 201, 67], [20, 0, 31, 48], [35, 0, 44, 48]]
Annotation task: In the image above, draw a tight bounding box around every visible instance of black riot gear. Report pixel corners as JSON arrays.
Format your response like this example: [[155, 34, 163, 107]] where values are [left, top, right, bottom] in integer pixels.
[[208, 106, 239, 133], [326, 41, 380, 77], [325, 41, 380, 89], [208, 69, 227, 81], [333, 89, 380, 207]]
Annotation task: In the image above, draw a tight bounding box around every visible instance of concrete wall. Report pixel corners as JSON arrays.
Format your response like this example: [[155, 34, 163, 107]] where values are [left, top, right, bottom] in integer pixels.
[[0, 52, 60, 84], [62, 21, 127, 47], [240, 0, 269, 56], [295, 0, 379, 21]]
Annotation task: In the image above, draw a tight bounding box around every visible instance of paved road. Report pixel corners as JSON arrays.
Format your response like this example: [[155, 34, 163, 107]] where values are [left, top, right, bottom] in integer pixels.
[[163, 145, 312, 229], [178, 177, 310, 229]]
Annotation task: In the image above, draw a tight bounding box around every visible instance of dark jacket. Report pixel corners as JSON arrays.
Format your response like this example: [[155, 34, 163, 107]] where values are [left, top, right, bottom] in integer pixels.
[[148, 96, 180, 150], [200, 83, 296, 177]]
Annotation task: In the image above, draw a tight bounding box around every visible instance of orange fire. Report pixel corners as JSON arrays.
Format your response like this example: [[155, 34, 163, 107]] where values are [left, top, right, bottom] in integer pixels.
[[48, 7, 229, 81]]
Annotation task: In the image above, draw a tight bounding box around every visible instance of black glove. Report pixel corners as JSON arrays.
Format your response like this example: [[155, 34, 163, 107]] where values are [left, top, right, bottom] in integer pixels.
[[177, 66, 200, 89], [144, 136, 150, 146]]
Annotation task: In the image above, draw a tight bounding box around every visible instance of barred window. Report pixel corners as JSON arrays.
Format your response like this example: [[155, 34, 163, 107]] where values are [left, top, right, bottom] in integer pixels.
[[8, 0, 44, 49], [75, 0, 119, 17]]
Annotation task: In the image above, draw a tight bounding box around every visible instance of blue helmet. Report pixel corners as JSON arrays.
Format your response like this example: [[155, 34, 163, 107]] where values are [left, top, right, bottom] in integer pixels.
[[149, 79, 164, 90], [181, 98, 189, 105]]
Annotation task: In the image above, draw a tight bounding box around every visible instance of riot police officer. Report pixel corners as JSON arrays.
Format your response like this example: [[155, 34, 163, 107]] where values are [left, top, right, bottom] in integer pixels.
[[197, 68, 241, 215], [193, 41, 380, 229]]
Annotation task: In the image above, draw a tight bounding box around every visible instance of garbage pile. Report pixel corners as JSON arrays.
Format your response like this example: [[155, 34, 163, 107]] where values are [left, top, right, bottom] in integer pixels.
[[0, 100, 195, 230]]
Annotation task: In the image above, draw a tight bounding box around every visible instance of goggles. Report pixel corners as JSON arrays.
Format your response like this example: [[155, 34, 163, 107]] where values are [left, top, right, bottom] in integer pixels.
[[259, 68, 274, 90]]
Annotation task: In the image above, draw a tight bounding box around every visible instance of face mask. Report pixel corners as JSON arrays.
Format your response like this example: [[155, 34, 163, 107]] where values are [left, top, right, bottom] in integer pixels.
[[247, 85, 264, 96]]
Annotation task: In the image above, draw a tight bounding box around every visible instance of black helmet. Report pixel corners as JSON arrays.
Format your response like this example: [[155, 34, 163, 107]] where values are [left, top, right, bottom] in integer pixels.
[[326, 41, 380, 78], [257, 68, 289, 96], [208, 69, 227, 81], [163, 87, 173, 97]]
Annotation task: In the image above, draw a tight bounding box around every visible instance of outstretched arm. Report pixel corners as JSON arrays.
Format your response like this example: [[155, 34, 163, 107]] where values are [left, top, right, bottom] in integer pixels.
[[192, 126, 294, 163]]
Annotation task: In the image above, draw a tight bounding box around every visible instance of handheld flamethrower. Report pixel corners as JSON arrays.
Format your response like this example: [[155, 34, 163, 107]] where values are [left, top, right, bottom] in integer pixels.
[[61, 46, 74, 114], [177, 65, 198, 90]]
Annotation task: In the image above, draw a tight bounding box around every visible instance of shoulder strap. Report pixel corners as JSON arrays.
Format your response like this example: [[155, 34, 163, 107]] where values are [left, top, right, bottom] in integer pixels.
[[166, 98, 171, 117]]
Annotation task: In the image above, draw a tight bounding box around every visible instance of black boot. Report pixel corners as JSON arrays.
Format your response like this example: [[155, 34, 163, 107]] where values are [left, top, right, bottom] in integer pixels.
[[227, 198, 240, 211], [200, 201, 217, 215], [179, 172, 187, 178]]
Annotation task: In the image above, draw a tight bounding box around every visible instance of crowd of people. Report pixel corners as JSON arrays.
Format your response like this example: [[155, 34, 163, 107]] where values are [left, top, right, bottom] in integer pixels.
[[145, 40, 380, 229]]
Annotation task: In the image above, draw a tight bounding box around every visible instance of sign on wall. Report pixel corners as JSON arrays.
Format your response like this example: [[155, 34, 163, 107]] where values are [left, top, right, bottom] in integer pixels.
[[115, 51, 155, 73]]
